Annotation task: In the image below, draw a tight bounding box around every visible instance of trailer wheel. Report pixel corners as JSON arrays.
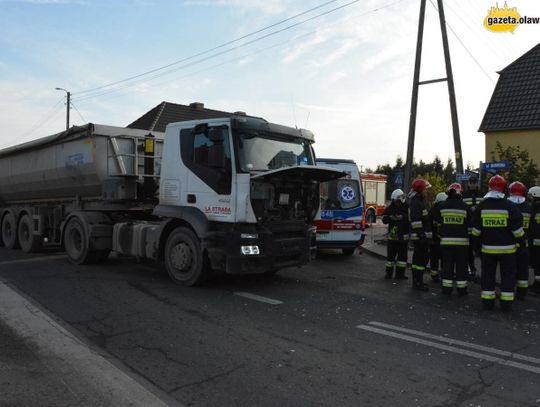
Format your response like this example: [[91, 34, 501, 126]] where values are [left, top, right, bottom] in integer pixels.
[[64, 217, 94, 264], [342, 247, 355, 256], [164, 227, 207, 286], [2, 213, 20, 250], [18, 214, 42, 253]]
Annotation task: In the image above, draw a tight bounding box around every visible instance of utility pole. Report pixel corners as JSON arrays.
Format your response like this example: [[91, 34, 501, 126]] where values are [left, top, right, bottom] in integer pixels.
[[55, 87, 70, 130], [403, 0, 464, 191]]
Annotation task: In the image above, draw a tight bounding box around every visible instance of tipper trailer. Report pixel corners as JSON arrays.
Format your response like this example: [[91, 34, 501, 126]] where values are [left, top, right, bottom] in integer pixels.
[[0, 116, 342, 285]]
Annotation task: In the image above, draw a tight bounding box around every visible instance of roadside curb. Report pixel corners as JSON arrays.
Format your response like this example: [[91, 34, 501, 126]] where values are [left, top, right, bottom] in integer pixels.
[[0, 280, 182, 407], [360, 245, 387, 260]]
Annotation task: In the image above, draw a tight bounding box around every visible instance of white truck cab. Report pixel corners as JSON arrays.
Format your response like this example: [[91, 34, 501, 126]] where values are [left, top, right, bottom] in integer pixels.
[[154, 116, 343, 282]]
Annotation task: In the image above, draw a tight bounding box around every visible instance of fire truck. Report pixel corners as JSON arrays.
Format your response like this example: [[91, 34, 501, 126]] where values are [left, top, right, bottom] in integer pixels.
[[360, 173, 387, 224]]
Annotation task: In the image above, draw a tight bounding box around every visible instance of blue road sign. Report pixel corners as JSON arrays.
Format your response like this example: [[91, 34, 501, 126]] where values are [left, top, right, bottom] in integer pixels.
[[393, 171, 403, 188], [483, 161, 510, 171], [456, 174, 470, 182]]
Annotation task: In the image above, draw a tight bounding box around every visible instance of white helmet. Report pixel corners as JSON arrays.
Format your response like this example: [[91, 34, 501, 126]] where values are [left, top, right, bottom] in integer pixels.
[[529, 186, 540, 198], [391, 189, 405, 201], [434, 192, 448, 203]]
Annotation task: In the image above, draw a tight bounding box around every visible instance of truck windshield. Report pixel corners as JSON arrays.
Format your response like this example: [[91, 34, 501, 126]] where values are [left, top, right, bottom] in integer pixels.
[[235, 132, 313, 172], [320, 179, 361, 210]]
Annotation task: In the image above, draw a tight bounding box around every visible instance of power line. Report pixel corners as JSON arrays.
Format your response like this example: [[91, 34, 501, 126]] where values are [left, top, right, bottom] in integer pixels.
[[74, 0, 341, 96], [76, 30, 317, 106], [70, 101, 86, 123], [18, 98, 65, 141], [75, 0, 364, 101], [429, 0, 495, 84], [442, 0, 506, 62], [74, 0, 405, 103]]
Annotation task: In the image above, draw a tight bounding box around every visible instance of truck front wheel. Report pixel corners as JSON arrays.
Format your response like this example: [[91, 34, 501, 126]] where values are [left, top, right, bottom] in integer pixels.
[[164, 227, 207, 286], [18, 214, 42, 253], [2, 213, 20, 250]]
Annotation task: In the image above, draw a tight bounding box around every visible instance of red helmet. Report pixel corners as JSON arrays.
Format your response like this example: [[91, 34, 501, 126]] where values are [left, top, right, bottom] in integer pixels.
[[509, 181, 527, 197], [447, 182, 463, 195], [411, 178, 431, 193], [488, 175, 506, 193]]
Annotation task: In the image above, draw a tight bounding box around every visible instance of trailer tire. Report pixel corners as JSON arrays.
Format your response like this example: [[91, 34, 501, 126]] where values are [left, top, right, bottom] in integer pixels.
[[2, 213, 20, 250], [18, 214, 42, 253], [64, 217, 97, 265], [164, 227, 208, 286], [342, 247, 355, 256]]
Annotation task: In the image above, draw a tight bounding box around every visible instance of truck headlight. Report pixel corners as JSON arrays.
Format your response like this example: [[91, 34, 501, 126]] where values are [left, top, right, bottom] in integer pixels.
[[241, 245, 260, 255]]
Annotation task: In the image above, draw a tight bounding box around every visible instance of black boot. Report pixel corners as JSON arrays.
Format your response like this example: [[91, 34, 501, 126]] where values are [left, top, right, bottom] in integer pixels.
[[441, 286, 452, 296], [533, 281, 540, 294], [516, 287, 527, 300], [482, 299, 494, 310], [385, 269, 393, 279], [431, 270, 440, 283], [412, 270, 428, 291], [500, 301, 513, 312], [395, 268, 408, 280], [457, 287, 468, 297]]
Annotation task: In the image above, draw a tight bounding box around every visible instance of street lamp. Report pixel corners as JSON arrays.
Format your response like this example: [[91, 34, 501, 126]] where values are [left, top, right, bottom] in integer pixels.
[[55, 87, 70, 130]]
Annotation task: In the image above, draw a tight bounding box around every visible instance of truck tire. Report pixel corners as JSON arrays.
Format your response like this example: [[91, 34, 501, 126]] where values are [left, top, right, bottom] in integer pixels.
[[64, 217, 105, 265], [18, 214, 42, 253], [342, 247, 355, 256], [2, 213, 20, 250], [164, 227, 208, 286]]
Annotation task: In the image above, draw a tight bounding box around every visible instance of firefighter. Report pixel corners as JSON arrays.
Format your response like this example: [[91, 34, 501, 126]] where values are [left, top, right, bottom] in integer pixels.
[[462, 175, 483, 281], [428, 192, 447, 282], [382, 189, 409, 280], [529, 186, 540, 293], [433, 183, 471, 296], [408, 178, 432, 291], [472, 175, 524, 311], [508, 181, 532, 299]]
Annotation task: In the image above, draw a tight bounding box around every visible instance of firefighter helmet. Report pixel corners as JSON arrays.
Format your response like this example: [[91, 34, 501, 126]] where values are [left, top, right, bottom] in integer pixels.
[[447, 182, 463, 195], [488, 175, 506, 193], [529, 186, 540, 199], [390, 189, 405, 201], [509, 181, 527, 197], [411, 179, 431, 194], [434, 192, 447, 203]]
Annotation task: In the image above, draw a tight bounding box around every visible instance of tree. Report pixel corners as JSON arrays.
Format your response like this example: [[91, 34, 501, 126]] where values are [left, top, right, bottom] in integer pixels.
[[416, 171, 446, 208], [489, 141, 539, 188]]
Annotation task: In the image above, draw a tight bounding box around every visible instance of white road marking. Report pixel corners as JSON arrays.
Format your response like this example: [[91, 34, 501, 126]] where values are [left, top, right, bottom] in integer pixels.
[[0, 255, 67, 266], [357, 323, 540, 375], [368, 321, 540, 365], [234, 292, 283, 305]]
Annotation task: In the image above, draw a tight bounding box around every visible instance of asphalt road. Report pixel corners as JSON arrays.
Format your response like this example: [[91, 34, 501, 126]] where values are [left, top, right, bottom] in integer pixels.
[[1, 246, 539, 407]]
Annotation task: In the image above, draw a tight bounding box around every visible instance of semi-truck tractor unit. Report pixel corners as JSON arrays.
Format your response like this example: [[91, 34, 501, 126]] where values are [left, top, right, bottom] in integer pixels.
[[0, 116, 342, 285]]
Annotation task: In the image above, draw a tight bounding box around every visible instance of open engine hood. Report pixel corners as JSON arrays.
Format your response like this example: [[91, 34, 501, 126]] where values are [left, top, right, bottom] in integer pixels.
[[251, 165, 346, 182]]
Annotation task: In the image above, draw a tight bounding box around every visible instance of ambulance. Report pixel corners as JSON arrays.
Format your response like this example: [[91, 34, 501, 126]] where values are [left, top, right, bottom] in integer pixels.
[[315, 158, 365, 255]]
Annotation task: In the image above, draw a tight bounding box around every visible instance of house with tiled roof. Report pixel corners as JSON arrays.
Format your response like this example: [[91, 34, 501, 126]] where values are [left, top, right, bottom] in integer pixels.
[[478, 43, 540, 166], [127, 101, 235, 132]]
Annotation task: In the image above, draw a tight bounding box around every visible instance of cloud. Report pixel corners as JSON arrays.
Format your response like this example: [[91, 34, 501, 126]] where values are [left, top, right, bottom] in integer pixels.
[[183, 0, 289, 14], [0, 0, 87, 4]]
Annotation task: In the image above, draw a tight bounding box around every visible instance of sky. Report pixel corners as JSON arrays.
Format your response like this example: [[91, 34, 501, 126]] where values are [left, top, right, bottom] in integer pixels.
[[0, 0, 539, 171]]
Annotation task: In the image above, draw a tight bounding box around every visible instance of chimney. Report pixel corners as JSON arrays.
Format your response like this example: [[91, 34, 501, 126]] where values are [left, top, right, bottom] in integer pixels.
[[189, 102, 205, 110]]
